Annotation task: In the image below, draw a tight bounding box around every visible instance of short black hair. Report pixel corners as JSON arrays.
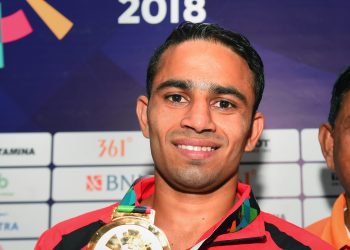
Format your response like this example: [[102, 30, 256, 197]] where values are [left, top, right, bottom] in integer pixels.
[[146, 22, 264, 113], [328, 66, 350, 127]]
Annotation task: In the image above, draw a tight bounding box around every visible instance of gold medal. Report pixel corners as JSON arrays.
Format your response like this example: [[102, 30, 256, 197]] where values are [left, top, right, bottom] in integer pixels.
[[88, 207, 171, 250]]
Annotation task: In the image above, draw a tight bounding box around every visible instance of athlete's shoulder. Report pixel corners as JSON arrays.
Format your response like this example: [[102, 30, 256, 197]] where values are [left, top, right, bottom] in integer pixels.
[[35, 203, 117, 250], [261, 211, 335, 249]]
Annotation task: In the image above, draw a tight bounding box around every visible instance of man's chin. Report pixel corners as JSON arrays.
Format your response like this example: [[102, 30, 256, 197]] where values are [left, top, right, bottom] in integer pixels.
[[170, 173, 221, 194]]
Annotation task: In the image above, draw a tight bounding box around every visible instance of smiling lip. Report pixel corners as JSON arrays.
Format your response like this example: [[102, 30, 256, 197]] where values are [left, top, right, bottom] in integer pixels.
[[172, 139, 220, 159], [177, 144, 216, 152]]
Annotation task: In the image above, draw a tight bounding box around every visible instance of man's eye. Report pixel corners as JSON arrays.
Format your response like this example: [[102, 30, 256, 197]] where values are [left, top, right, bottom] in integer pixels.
[[214, 100, 234, 109], [167, 94, 186, 103]]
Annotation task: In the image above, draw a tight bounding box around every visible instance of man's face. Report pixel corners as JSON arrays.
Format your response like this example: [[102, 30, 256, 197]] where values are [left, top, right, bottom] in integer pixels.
[[322, 92, 350, 195], [137, 40, 264, 193]]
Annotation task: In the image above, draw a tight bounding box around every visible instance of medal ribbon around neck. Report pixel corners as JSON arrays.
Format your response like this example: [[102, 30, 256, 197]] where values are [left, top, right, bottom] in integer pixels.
[[115, 178, 150, 214]]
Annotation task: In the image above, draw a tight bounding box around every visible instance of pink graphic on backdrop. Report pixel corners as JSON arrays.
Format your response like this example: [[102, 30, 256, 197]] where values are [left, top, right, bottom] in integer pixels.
[[0, 1, 73, 69], [1, 10, 33, 43]]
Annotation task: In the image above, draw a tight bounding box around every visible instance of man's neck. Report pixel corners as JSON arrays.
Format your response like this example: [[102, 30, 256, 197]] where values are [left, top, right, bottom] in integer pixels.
[[141, 176, 238, 250]]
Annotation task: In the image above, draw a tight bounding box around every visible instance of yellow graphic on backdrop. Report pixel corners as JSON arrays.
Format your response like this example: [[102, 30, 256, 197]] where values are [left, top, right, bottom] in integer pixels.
[[26, 0, 73, 40]]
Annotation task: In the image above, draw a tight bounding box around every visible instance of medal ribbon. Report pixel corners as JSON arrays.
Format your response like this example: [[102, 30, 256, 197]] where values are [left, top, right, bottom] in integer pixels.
[[116, 177, 149, 213]]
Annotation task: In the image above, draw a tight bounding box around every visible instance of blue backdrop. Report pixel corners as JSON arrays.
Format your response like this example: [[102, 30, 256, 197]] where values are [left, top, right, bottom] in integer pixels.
[[1, 0, 350, 132]]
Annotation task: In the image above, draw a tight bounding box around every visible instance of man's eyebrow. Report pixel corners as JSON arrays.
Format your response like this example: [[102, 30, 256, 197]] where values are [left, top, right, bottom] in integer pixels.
[[210, 84, 248, 106], [155, 79, 192, 93]]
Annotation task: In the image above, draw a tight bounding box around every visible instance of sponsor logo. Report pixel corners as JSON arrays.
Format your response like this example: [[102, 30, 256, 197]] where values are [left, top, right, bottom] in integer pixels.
[[0, 174, 13, 197], [98, 139, 126, 158], [0, 1, 73, 69], [0, 213, 19, 232], [0, 148, 35, 156], [0, 221, 19, 231], [252, 139, 270, 153], [86, 175, 103, 191], [0, 174, 8, 189], [86, 174, 143, 192]]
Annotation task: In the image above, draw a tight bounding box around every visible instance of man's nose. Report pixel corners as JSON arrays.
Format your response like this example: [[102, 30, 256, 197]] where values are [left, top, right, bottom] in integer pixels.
[[180, 101, 216, 133]]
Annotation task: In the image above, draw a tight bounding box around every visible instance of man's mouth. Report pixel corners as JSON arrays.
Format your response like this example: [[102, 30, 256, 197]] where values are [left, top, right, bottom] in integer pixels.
[[176, 144, 217, 152]]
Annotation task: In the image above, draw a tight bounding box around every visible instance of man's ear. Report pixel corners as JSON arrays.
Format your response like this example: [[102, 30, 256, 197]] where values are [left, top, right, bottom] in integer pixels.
[[245, 112, 264, 151], [318, 123, 335, 171], [136, 95, 150, 138]]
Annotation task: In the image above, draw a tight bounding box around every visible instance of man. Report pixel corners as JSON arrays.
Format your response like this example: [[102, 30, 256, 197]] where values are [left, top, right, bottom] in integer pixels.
[[306, 66, 350, 249], [36, 22, 333, 249]]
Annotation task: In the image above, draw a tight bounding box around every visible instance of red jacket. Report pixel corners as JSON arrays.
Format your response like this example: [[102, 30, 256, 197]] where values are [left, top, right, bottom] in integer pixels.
[[36, 176, 334, 249]]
